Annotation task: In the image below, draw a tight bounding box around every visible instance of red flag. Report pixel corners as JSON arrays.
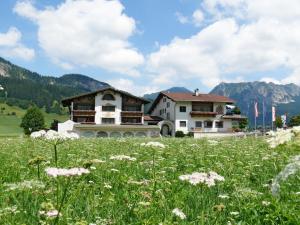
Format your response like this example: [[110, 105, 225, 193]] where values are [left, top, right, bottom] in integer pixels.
[[254, 102, 259, 118], [272, 106, 276, 122]]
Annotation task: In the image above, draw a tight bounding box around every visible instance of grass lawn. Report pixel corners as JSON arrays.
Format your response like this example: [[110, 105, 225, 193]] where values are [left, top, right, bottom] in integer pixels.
[[0, 103, 68, 136], [0, 137, 299, 224]]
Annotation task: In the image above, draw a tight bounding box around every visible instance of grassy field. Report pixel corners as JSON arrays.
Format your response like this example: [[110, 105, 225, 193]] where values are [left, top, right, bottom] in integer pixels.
[[0, 137, 299, 224], [0, 103, 68, 136]]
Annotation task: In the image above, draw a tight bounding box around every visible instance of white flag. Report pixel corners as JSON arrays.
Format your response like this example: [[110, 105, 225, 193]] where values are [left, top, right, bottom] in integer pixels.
[[272, 107, 276, 122]]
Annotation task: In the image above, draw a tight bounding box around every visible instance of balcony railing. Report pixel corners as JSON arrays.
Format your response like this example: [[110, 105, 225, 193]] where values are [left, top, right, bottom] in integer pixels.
[[190, 111, 217, 117], [121, 111, 143, 117], [72, 110, 96, 117]]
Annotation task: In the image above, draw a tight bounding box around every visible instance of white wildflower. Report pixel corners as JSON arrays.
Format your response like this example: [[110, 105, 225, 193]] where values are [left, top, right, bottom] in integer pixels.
[[31, 130, 79, 141], [208, 140, 218, 145], [138, 201, 151, 206], [45, 167, 90, 178], [172, 208, 186, 220], [141, 142, 165, 148], [40, 209, 60, 218], [218, 194, 230, 199], [262, 201, 271, 206], [4, 180, 45, 191], [230, 211, 239, 216], [179, 171, 224, 187], [30, 130, 46, 138], [271, 154, 300, 196], [104, 183, 112, 189], [110, 155, 136, 161], [266, 129, 294, 148], [110, 168, 119, 172]]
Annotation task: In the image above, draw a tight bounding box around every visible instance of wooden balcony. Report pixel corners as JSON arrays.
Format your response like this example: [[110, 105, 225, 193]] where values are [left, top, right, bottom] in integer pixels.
[[121, 111, 143, 117], [190, 111, 217, 117], [72, 110, 96, 117]]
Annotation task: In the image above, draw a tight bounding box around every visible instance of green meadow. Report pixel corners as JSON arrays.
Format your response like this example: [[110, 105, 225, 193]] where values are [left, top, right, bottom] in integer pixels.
[[0, 103, 68, 137], [0, 137, 299, 224]]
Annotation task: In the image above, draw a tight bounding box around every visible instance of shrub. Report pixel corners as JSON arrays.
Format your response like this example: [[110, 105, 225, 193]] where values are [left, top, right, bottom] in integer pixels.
[[20, 106, 45, 135], [175, 131, 185, 138], [187, 132, 194, 137]]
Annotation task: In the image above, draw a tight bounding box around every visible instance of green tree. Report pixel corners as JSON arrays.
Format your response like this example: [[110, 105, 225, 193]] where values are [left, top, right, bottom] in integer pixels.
[[275, 116, 283, 128], [289, 115, 300, 127], [20, 106, 45, 135], [232, 106, 241, 115], [239, 118, 248, 130]]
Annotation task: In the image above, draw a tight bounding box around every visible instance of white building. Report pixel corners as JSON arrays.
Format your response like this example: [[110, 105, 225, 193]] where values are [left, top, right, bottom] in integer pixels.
[[146, 90, 247, 137], [58, 87, 160, 138]]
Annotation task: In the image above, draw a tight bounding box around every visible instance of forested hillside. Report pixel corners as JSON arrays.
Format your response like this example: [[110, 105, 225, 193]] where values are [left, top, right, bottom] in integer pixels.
[[0, 57, 109, 114]]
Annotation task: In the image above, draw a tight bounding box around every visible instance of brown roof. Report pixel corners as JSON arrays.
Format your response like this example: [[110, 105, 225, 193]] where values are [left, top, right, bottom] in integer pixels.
[[144, 115, 163, 121], [162, 92, 235, 103], [61, 87, 150, 107], [222, 115, 247, 120], [148, 92, 235, 113]]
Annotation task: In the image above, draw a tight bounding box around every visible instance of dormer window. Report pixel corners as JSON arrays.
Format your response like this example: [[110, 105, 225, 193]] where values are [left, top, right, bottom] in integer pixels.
[[102, 93, 115, 101]]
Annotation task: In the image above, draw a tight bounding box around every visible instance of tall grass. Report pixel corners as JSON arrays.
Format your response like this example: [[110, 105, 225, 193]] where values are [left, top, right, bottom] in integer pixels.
[[0, 137, 299, 224]]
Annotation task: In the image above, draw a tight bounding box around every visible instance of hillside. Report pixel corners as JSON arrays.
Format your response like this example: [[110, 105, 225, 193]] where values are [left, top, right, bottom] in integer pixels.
[[210, 82, 300, 126], [0, 102, 68, 136], [0, 57, 109, 113]]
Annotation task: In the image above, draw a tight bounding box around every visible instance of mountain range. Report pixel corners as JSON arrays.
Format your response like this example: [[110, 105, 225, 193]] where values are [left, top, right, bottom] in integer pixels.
[[0, 57, 109, 113], [1, 56, 300, 124], [210, 82, 300, 126]]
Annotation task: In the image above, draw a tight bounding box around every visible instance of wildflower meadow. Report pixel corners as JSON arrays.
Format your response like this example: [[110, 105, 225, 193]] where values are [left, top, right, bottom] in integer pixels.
[[0, 132, 299, 224]]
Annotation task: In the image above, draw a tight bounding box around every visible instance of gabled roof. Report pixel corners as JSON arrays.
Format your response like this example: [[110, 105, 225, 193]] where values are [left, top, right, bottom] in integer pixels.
[[62, 87, 150, 107], [148, 92, 235, 113]]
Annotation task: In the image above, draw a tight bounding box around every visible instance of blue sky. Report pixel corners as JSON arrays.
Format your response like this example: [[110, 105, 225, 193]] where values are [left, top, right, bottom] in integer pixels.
[[0, 0, 299, 95]]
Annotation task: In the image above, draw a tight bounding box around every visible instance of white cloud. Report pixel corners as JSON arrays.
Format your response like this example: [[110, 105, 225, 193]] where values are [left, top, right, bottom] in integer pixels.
[[192, 10, 204, 26], [0, 27, 35, 60], [107, 78, 159, 95], [14, 0, 144, 76], [147, 0, 300, 88], [260, 77, 282, 85], [175, 12, 189, 24]]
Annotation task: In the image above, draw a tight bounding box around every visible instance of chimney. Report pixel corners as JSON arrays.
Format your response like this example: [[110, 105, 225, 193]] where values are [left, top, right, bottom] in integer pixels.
[[194, 88, 199, 96]]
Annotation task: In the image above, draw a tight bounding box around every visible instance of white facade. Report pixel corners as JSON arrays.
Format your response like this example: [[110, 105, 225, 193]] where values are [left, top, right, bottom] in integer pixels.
[[59, 87, 160, 138], [94, 91, 122, 125], [151, 98, 235, 135]]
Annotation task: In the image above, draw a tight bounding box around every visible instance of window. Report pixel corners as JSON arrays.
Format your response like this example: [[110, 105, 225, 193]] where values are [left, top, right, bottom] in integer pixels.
[[167, 112, 170, 119], [204, 121, 213, 128], [215, 121, 224, 128], [102, 105, 115, 112], [216, 105, 224, 115], [164, 108, 166, 113], [122, 117, 142, 124], [74, 104, 94, 110], [123, 105, 141, 111], [102, 118, 115, 124], [163, 97, 166, 102], [180, 121, 187, 127], [179, 106, 186, 112], [97, 131, 108, 138], [192, 102, 213, 112], [102, 94, 115, 100], [160, 109, 163, 115], [195, 121, 202, 128], [167, 102, 170, 108]]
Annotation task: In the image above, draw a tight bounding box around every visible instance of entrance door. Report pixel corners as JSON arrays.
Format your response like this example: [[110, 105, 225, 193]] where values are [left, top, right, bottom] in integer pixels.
[[161, 124, 170, 136]]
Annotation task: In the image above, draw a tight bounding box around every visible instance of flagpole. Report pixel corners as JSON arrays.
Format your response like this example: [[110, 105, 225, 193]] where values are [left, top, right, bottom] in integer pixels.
[[271, 106, 274, 131], [254, 101, 257, 131], [263, 100, 265, 134]]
